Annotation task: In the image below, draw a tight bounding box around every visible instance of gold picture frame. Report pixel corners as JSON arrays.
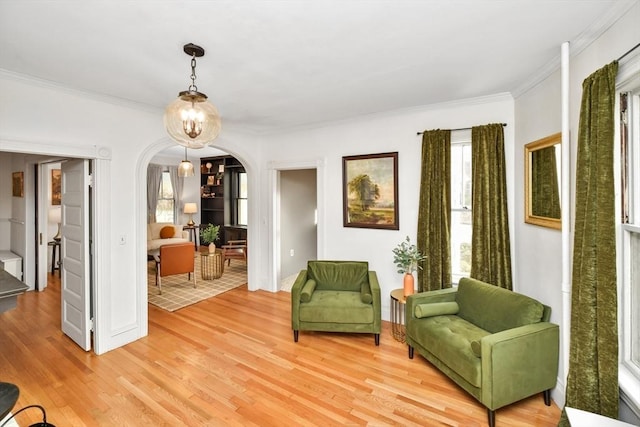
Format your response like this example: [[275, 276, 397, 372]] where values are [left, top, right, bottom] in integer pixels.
[[525, 133, 561, 229], [51, 169, 62, 205], [342, 152, 399, 230], [12, 171, 24, 197]]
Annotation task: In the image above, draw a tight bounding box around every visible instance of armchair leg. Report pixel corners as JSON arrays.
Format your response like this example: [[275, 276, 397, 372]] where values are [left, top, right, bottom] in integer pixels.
[[374, 334, 380, 346], [487, 409, 495, 427], [543, 389, 551, 406], [408, 345, 414, 359], [293, 330, 299, 342]]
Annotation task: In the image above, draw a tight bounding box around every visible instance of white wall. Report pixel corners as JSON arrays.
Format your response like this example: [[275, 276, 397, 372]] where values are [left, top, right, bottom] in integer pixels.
[[513, 1, 640, 415], [263, 95, 515, 319]]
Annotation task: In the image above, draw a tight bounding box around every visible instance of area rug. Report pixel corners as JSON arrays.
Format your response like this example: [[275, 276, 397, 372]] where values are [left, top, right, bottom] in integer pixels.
[[147, 256, 247, 312]]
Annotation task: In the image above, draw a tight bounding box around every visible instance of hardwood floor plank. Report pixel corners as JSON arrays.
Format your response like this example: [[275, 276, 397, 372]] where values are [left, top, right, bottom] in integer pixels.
[[0, 274, 561, 426]]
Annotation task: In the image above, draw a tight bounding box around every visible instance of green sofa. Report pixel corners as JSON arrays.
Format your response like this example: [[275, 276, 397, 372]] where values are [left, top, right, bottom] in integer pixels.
[[291, 260, 381, 345], [405, 277, 559, 427]]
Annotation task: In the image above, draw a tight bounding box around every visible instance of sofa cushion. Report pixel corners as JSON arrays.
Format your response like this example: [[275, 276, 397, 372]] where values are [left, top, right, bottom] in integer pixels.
[[411, 316, 489, 387], [148, 222, 179, 240], [300, 279, 317, 303], [299, 290, 373, 324], [456, 278, 544, 334], [160, 225, 176, 239], [414, 302, 459, 319], [307, 261, 368, 292], [360, 281, 372, 304]]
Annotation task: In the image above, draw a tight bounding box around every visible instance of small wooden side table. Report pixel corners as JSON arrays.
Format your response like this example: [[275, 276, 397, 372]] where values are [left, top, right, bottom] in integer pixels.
[[183, 225, 200, 250], [199, 248, 224, 280], [390, 288, 408, 342], [48, 240, 61, 276]]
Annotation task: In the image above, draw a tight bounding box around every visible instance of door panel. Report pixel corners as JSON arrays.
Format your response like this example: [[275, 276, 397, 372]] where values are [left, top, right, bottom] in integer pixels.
[[61, 159, 91, 351]]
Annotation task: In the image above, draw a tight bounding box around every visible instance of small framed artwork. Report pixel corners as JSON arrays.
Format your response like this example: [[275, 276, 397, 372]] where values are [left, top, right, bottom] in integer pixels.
[[51, 169, 62, 205], [12, 172, 24, 197], [343, 152, 399, 230]]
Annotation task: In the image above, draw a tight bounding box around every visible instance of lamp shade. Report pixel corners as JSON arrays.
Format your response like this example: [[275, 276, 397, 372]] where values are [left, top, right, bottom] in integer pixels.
[[178, 159, 194, 177], [184, 203, 198, 214], [48, 207, 61, 223]]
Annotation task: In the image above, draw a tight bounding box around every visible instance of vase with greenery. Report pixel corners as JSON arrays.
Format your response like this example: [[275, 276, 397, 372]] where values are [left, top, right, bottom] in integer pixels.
[[392, 236, 426, 296], [200, 224, 220, 252]]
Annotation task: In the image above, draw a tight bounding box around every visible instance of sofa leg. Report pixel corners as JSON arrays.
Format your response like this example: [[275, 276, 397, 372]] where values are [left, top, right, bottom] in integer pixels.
[[543, 389, 551, 406], [293, 330, 299, 343], [374, 334, 380, 346], [408, 345, 414, 359], [487, 409, 495, 427]]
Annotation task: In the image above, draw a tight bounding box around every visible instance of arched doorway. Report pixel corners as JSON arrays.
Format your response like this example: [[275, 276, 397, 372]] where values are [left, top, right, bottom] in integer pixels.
[[136, 137, 257, 334]]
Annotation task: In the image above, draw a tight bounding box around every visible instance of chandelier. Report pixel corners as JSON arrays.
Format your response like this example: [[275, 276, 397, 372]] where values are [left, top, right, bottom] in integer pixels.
[[164, 43, 221, 148]]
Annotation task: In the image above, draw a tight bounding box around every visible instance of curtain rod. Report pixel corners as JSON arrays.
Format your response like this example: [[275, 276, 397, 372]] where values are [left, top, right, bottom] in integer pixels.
[[618, 42, 640, 62], [416, 123, 507, 136]]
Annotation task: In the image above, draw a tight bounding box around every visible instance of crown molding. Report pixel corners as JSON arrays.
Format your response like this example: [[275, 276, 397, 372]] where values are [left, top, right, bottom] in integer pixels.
[[512, 0, 638, 99], [0, 68, 162, 114]]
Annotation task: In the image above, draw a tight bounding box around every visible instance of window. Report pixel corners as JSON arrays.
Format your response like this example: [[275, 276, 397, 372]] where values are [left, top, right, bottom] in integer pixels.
[[618, 70, 640, 413], [230, 170, 248, 226], [451, 139, 472, 283], [237, 172, 248, 226], [156, 171, 174, 223]]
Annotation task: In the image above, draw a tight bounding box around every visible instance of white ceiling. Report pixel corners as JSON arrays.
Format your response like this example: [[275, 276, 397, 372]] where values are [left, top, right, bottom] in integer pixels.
[[0, 0, 636, 140]]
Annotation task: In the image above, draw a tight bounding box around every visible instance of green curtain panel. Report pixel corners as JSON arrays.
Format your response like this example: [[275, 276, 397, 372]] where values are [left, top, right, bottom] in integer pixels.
[[417, 129, 452, 291], [559, 61, 619, 427], [531, 146, 561, 219], [470, 123, 513, 290]]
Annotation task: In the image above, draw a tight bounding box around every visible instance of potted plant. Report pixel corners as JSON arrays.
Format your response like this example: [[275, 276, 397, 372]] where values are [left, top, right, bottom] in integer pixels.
[[200, 224, 220, 252], [392, 236, 426, 296]]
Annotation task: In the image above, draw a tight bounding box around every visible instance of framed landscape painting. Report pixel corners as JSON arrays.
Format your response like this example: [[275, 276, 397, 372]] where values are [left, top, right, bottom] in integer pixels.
[[51, 169, 62, 205], [12, 172, 23, 197], [343, 152, 399, 230]]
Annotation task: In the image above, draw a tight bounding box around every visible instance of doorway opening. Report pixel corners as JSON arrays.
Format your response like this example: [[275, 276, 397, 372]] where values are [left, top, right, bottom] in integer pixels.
[[1, 150, 97, 352]]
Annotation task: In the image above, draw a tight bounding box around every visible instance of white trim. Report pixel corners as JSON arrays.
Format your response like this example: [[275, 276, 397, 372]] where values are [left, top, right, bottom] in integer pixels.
[[263, 93, 514, 136], [0, 137, 112, 159], [616, 51, 640, 417], [560, 42, 571, 409], [0, 68, 162, 115], [512, 1, 637, 99], [0, 138, 112, 355], [268, 159, 326, 293]]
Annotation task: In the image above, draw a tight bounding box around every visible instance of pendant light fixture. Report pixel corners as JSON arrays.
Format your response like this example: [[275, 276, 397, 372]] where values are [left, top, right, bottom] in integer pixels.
[[164, 43, 221, 148], [178, 147, 195, 177]]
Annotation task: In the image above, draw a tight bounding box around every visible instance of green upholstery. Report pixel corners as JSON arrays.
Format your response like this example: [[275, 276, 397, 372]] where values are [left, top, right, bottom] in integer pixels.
[[405, 277, 559, 425], [456, 278, 544, 333], [414, 301, 459, 318], [291, 261, 381, 345]]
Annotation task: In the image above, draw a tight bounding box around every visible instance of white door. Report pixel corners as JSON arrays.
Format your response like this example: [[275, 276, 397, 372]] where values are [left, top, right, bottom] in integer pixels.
[[60, 159, 92, 351], [37, 163, 49, 290]]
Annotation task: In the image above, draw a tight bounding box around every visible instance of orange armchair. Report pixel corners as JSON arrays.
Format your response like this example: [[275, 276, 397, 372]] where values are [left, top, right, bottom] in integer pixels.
[[157, 242, 196, 294]]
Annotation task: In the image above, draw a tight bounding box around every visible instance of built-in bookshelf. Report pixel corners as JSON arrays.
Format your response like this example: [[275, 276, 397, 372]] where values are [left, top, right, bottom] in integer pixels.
[[199, 155, 246, 243]]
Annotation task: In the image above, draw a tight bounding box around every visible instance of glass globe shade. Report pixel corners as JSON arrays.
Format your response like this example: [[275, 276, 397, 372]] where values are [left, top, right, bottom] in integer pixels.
[[164, 90, 221, 149], [178, 159, 195, 177]]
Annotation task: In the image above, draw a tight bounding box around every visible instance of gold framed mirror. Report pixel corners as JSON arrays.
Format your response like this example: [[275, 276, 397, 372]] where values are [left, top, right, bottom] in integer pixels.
[[525, 133, 561, 229]]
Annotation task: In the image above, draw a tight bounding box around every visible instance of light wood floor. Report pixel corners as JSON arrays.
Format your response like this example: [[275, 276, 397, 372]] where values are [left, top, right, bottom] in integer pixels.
[[0, 274, 560, 426]]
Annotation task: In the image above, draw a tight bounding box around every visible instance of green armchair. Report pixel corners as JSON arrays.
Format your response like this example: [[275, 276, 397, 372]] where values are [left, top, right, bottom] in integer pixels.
[[291, 260, 381, 345]]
